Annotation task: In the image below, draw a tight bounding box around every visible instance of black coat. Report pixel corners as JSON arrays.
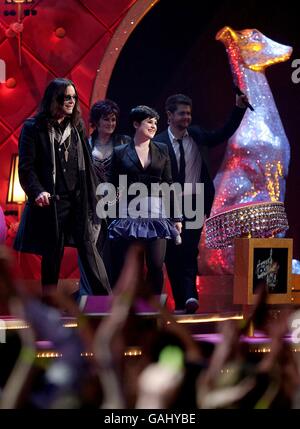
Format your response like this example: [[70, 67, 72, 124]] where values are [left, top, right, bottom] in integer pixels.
[[14, 117, 100, 255], [155, 106, 246, 217]]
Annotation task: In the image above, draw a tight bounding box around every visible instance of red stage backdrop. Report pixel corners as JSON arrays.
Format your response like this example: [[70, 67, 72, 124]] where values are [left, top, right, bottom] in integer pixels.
[[0, 0, 157, 282]]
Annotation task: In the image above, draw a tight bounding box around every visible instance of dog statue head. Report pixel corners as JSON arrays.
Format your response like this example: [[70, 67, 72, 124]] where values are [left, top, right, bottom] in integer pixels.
[[216, 26, 292, 71]]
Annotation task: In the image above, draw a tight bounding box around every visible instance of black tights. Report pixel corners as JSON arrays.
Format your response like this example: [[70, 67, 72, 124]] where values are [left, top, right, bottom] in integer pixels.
[[110, 238, 166, 294]]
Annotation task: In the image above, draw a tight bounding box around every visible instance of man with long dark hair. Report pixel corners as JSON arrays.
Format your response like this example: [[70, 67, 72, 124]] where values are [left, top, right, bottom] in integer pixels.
[[14, 78, 111, 298]]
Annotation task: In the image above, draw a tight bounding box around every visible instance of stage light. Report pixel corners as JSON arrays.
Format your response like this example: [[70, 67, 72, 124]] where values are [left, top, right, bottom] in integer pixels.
[[3, 0, 37, 66], [7, 154, 26, 220], [5, 1, 34, 4], [3, 10, 16, 15], [24, 8, 37, 15]]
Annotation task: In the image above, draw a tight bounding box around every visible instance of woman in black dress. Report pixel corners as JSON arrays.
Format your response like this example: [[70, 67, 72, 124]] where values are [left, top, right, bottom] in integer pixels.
[[79, 100, 130, 295], [89, 100, 131, 182], [108, 105, 182, 293]]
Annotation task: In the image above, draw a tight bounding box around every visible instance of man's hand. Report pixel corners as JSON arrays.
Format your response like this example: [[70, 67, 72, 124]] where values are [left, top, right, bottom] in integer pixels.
[[235, 93, 250, 109], [35, 192, 51, 207]]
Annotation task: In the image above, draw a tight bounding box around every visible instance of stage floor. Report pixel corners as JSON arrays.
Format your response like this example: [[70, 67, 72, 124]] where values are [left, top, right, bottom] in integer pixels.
[[1, 311, 299, 359]]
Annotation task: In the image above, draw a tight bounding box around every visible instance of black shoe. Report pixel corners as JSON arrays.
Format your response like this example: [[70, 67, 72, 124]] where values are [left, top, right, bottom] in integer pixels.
[[185, 298, 199, 314]]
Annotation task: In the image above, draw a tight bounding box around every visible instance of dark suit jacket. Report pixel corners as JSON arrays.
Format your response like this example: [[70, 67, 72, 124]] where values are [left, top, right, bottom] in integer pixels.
[[110, 139, 181, 220], [155, 106, 246, 217]]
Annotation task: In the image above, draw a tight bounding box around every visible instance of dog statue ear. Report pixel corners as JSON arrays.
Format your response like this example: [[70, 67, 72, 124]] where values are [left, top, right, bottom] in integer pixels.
[[216, 26, 238, 44]]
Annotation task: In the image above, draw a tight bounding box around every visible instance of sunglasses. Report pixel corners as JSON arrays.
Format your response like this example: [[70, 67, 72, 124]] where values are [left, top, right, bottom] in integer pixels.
[[64, 94, 78, 102]]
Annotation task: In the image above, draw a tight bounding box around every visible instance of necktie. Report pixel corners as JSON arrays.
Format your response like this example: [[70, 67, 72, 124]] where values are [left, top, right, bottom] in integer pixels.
[[177, 138, 185, 186]]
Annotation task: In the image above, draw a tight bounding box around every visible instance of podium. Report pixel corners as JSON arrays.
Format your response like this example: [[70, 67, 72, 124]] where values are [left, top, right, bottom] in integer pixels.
[[233, 238, 293, 305]]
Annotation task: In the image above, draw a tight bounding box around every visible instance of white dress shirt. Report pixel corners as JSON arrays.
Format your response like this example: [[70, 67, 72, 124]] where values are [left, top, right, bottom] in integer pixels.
[[168, 127, 202, 194]]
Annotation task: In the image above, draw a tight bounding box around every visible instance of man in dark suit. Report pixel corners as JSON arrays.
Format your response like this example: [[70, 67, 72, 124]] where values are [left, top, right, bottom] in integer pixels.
[[14, 78, 111, 299], [155, 93, 248, 313]]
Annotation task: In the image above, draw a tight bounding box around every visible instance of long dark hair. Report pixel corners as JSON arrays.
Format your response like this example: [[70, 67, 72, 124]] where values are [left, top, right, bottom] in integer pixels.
[[35, 78, 81, 127]]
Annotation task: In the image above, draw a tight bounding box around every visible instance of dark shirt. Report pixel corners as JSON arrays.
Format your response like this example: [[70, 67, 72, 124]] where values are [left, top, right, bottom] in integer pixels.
[[54, 119, 79, 195]]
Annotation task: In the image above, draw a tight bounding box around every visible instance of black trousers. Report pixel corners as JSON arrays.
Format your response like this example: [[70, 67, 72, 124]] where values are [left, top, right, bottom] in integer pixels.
[[110, 238, 166, 294], [78, 219, 112, 295], [41, 195, 110, 295], [165, 194, 201, 309]]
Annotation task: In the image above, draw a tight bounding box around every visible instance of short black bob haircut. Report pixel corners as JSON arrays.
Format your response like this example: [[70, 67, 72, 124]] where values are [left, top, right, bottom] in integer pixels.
[[129, 105, 159, 125]]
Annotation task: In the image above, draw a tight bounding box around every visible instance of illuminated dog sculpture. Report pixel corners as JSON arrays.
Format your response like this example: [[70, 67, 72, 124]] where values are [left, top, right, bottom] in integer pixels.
[[200, 27, 292, 274]]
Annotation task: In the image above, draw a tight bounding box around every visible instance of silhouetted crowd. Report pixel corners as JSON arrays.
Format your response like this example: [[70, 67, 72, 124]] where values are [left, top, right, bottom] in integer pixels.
[[0, 243, 300, 409]]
